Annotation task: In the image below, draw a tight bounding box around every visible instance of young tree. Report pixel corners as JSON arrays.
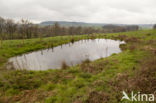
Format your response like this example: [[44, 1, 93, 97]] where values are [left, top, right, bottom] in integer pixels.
[[5, 19, 17, 39]]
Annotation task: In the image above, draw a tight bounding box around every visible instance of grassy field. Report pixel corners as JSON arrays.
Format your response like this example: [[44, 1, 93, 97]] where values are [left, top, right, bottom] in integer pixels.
[[0, 30, 156, 103]]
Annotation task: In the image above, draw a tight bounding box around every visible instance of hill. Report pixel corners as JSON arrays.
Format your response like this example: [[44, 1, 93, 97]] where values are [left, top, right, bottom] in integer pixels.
[[40, 21, 154, 29], [40, 21, 106, 27]]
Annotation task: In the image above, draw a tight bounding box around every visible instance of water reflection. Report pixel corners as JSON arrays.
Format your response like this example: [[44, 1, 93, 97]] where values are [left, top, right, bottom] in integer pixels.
[[7, 39, 125, 70]]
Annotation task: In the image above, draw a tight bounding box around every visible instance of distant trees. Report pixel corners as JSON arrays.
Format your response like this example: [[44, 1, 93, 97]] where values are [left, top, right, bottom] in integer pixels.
[[126, 25, 139, 31], [53, 22, 61, 36], [0, 17, 140, 40], [19, 19, 33, 39], [0, 17, 5, 39], [0, 17, 5, 47], [153, 24, 156, 29], [5, 19, 17, 39], [102, 25, 139, 32]]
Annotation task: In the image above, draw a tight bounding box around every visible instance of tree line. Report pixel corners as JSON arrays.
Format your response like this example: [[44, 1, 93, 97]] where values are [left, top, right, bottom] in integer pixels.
[[0, 17, 139, 40], [102, 24, 139, 32], [153, 24, 156, 29]]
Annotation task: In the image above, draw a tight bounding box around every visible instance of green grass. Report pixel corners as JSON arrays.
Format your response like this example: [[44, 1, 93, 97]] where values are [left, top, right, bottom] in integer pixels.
[[0, 29, 156, 103]]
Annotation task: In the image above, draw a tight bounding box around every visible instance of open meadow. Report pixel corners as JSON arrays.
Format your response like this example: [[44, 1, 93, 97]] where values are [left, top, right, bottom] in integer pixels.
[[0, 29, 156, 103]]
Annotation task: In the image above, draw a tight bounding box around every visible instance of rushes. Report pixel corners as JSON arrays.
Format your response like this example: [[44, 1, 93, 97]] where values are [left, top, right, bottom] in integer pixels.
[[61, 61, 68, 69]]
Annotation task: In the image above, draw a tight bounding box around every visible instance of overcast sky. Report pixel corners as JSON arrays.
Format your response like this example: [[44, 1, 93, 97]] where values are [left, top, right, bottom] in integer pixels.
[[0, 0, 156, 24]]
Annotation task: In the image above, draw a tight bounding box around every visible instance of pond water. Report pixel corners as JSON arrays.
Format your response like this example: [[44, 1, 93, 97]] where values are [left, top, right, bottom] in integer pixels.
[[7, 39, 125, 70]]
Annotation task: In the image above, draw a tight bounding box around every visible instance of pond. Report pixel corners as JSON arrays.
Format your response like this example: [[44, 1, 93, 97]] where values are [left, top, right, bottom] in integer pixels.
[[7, 39, 125, 70]]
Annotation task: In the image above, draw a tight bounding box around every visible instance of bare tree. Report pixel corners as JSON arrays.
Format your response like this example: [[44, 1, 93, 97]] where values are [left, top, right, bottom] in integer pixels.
[[75, 26, 82, 35], [68, 26, 75, 35], [60, 27, 67, 36], [0, 17, 5, 35], [0, 17, 5, 48], [18, 19, 34, 39], [5, 19, 17, 39], [53, 22, 61, 36], [32, 24, 39, 37]]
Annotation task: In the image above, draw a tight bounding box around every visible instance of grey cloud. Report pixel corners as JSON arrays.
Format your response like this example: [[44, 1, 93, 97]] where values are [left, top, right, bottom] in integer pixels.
[[0, 0, 156, 24]]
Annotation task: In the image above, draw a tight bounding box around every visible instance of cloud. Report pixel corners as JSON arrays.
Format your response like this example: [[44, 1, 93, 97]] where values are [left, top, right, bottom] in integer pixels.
[[0, 0, 156, 24]]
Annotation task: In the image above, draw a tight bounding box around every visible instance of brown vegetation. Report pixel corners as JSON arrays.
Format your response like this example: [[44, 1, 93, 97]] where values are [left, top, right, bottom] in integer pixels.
[[80, 59, 109, 74], [108, 52, 156, 102], [86, 91, 110, 103], [0, 90, 53, 103]]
